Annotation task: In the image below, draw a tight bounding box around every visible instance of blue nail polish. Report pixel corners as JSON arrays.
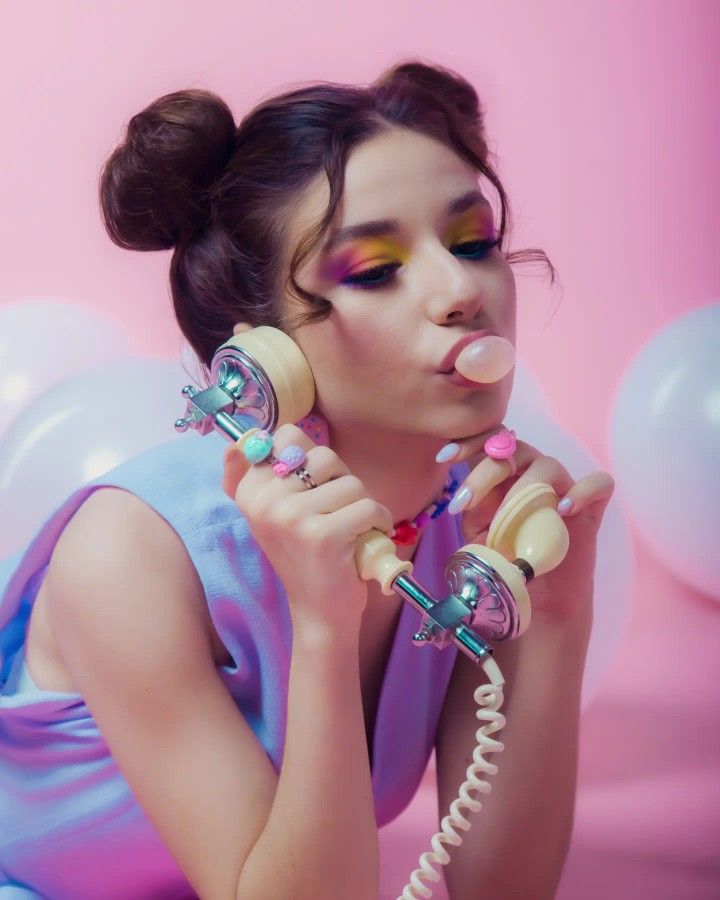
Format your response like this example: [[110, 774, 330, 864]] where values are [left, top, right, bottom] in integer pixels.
[[436, 442, 460, 463], [557, 496, 574, 516], [447, 486, 472, 515]]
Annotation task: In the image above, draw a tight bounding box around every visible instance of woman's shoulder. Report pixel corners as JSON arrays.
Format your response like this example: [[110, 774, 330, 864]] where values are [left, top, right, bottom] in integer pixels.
[[50, 485, 205, 608], [46, 484, 230, 663], [49, 431, 268, 607], [61, 485, 187, 554], [85, 431, 239, 537]]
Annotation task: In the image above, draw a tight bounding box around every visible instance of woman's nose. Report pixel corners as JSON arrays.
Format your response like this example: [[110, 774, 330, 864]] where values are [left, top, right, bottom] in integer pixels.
[[424, 247, 484, 320]]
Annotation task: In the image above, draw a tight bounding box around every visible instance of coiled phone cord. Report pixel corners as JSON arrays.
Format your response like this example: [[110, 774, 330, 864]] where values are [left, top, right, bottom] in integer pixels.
[[397, 656, 506, 899]]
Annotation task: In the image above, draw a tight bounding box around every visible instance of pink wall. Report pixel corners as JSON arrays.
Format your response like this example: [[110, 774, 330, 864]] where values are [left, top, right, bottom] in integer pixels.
[[2, 2, 718, 463], [2, 2, 717, 897]]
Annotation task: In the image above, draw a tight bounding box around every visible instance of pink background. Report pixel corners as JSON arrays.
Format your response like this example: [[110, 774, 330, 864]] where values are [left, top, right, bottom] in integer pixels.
[[1, 2, 718, 897]]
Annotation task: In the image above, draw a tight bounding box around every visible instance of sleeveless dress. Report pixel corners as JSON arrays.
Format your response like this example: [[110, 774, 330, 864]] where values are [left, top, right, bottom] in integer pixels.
[[0, 427, 469, 899]]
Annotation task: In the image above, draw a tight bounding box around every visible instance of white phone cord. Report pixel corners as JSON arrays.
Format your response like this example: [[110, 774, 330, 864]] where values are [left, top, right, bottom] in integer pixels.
[[396, 656, 506, 900]]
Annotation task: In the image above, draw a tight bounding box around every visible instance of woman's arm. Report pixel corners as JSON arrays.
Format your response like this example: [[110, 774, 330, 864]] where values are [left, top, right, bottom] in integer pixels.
[[238, 621, 380, 900], [434, 609, 590, 900], [48, 488, 379, 900]]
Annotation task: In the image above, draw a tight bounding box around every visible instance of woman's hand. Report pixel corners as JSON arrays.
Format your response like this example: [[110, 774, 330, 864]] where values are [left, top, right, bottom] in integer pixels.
[[220, 425, 395, 634], [446, 429, 615, 626]]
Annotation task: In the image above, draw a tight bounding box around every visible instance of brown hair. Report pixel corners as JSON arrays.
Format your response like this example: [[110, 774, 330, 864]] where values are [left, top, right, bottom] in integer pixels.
[[99, 59, 556, 385]]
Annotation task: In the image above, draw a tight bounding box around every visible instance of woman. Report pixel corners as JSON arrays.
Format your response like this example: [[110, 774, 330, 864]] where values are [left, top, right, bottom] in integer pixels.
[[0, 60, 614, 899]]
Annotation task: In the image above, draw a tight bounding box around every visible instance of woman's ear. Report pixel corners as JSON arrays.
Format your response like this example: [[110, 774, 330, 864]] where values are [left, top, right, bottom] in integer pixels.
[[232, 322, 253, 336]]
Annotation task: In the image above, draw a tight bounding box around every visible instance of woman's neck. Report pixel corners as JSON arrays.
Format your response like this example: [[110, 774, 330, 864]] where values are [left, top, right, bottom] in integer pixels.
[[327, 422, 457, 528]]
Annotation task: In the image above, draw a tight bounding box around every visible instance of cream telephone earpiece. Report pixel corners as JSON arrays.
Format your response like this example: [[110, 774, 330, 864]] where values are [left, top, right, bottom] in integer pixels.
[[174, 325, 570, 899]]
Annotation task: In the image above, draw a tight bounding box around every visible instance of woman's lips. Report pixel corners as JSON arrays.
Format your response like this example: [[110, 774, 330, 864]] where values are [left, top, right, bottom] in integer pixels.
[[437, 329, 493, 373], [439, 369, 496, 389]]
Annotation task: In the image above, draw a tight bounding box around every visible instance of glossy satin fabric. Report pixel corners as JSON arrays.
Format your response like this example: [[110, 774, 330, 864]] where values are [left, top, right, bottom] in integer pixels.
[[0, 429, 468, 898]]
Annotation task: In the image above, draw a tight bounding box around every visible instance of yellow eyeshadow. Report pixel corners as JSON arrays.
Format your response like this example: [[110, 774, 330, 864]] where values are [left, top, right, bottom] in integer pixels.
[[352, 237, 409, 260], [324, 210, 497, 282], [449, 208, 493, 242]]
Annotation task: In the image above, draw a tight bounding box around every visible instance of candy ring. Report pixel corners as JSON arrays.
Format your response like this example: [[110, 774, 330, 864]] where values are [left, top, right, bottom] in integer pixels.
[[239, 429, 317, 489], [271, 444, 307, 478], [484, 428, 518, 477], [241, 429, 274, 464]]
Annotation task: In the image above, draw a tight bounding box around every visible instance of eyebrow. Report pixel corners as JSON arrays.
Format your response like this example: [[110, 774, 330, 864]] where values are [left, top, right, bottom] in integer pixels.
[[321, 189, 490, 254]]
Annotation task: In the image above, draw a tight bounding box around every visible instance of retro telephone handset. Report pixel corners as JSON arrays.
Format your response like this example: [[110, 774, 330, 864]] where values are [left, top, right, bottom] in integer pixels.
[[175, 326, 570, 899]]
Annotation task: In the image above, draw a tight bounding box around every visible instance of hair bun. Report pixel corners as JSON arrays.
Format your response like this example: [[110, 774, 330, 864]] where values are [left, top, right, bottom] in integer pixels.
[[374, 60, 484, 131], [99, 89, 236, 251]]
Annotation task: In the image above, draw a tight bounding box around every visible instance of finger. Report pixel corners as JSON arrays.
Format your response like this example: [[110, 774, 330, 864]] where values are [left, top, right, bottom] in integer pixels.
[[222, 443, 248, 501], [222, 423, 319, 501], [436, 422, 514, 465], [448, 439, 539, 515], [292, 475, 395, 535], [555, 471, 615, 524], [502, 454, 575, 507]]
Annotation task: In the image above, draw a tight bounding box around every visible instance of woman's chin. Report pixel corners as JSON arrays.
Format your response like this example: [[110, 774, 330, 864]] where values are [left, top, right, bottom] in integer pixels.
[[452, 399, 509, 432]]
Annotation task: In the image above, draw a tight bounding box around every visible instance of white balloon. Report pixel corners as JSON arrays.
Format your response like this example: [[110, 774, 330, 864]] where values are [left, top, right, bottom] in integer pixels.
[[609, 302, 720, 600], [0, 300, 136, 436], [503, 403, 634, 709], [0, 357, 190, 556]]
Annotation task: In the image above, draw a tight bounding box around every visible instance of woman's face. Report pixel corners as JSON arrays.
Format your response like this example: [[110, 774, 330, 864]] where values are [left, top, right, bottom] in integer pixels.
[[250, 126, 516, 442]]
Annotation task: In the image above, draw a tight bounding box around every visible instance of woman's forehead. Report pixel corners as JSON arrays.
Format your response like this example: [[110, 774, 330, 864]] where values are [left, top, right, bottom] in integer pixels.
[[281, 132, 483, 278]]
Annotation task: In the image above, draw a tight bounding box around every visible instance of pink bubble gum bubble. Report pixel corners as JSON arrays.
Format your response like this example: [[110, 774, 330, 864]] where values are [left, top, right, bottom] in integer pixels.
[[454, 335, 516, 383]]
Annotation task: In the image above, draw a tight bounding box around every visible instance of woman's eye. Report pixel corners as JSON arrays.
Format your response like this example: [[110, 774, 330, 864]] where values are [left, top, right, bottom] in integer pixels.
[[455, 237, 501, 256], [341, 263, 401, 289], [340, 237, 501, 290]]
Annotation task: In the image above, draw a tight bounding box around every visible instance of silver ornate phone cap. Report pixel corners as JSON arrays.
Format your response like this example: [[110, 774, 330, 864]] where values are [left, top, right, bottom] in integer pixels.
[[175, 342, 279, 440]]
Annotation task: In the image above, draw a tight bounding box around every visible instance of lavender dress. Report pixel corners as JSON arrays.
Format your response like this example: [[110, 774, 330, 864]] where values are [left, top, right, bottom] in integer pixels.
[[0, 428, 468, 898]]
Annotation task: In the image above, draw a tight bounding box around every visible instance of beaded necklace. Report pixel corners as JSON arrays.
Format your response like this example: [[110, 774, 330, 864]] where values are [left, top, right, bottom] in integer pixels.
[[389, 474, 460, 546], [296, 413, 459, 547]]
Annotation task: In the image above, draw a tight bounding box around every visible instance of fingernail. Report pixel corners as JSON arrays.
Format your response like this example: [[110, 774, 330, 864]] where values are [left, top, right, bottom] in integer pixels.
[[557, 496, 574, 516], [436, 442, 460, 463], [447, 486, 472, 515]]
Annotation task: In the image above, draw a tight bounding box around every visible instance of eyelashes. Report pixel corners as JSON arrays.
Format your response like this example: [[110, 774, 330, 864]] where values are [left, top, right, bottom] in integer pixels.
[[339, 237, 502, 291]]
